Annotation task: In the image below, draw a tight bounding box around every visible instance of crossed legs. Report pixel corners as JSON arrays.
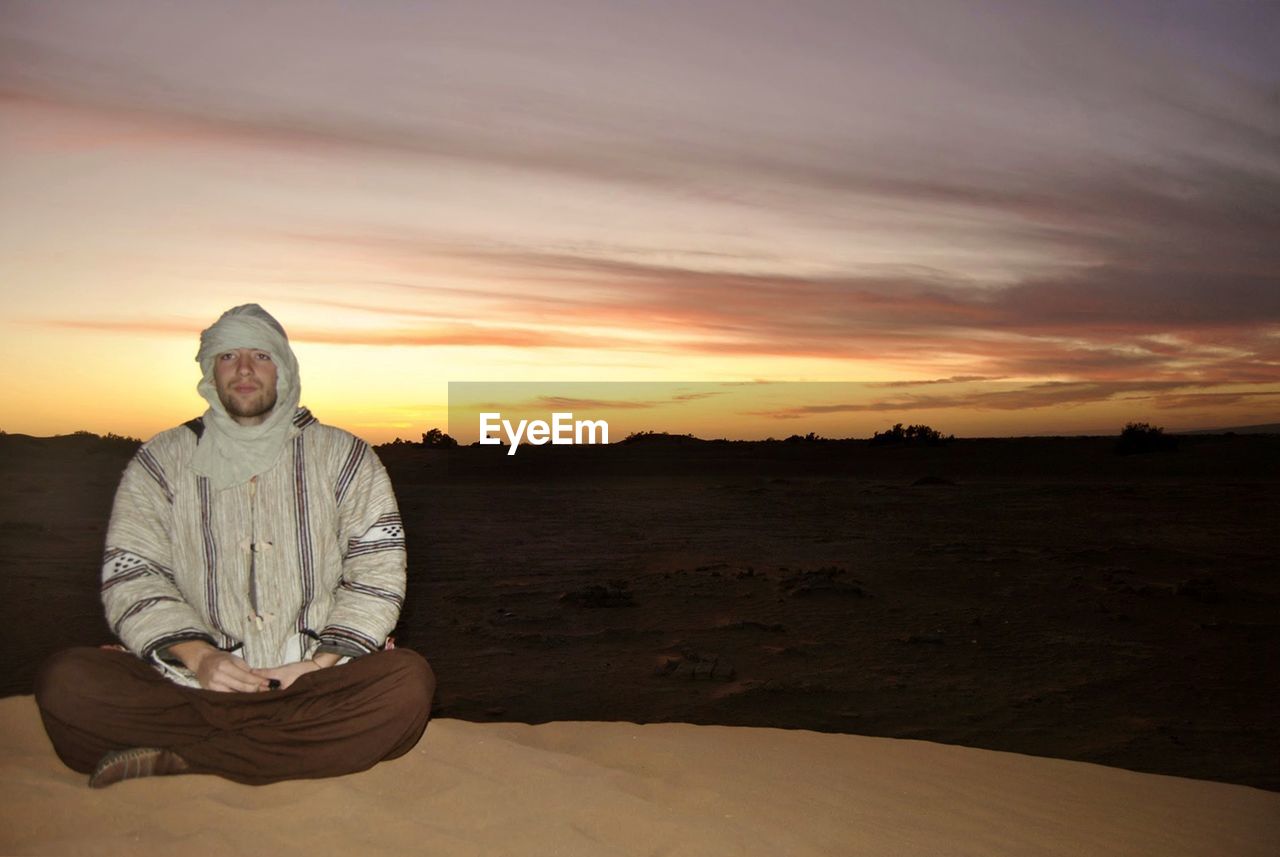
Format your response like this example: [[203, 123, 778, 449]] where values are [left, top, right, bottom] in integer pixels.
[[35, 646, 434, 786]]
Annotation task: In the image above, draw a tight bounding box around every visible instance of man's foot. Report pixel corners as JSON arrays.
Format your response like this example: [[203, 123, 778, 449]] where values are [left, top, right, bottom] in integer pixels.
[[88, 747, 190, 788]]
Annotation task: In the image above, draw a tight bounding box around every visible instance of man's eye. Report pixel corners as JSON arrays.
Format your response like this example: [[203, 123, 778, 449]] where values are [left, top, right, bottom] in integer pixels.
[[219, 353, 236, 361], [255, 352, 272, 361]]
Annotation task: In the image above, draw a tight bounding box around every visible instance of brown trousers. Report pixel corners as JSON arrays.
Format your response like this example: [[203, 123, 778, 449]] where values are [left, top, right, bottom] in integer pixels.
[[35, 646, 434, 785]]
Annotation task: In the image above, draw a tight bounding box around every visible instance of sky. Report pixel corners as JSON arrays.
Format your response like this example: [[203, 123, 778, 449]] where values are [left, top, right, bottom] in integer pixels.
[[1, 0, 1278, 442]]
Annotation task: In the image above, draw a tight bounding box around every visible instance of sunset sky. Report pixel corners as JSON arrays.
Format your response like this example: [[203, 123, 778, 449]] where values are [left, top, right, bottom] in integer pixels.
[[2, 0, 1277, 442]]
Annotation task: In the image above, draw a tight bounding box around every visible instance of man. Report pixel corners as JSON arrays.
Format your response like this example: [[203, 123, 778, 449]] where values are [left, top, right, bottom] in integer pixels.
[[35, 304, 433, 787]]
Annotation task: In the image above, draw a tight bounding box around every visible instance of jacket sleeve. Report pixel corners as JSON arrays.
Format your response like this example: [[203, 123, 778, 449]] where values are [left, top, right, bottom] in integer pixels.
[[101, 445, 218, 663], [317, 440, 407, 657]]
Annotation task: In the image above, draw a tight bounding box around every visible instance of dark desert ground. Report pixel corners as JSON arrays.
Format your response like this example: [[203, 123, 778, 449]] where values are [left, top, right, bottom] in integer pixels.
[[2, 430, 1277, 791]]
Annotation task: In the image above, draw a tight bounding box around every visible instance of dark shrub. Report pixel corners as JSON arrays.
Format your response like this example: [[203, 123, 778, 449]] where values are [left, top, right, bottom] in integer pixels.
[[870, 423, 952, 445], [421, 428, 458, 448], [784, 432, 825, 443], [621, 430, 701, 445], [1115, 422, 1178, 455]]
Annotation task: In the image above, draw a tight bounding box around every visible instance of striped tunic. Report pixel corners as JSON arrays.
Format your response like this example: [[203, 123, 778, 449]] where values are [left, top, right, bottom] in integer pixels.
[[101, 408, 407, 687]]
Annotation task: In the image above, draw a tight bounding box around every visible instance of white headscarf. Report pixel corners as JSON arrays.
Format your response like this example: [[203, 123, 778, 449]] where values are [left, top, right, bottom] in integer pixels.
[[191, 304, 302, 489]]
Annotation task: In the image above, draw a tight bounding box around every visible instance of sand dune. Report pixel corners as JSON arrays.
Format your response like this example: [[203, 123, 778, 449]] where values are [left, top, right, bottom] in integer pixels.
[[2, 696, 1276, 857]]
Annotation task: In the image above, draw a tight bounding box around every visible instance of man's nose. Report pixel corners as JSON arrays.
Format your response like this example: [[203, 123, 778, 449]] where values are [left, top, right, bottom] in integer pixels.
[[235, 354, 255, 374]]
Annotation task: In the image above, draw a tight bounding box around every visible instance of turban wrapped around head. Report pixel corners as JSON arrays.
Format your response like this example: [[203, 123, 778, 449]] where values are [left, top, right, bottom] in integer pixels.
[[191, 304, 302, 489]]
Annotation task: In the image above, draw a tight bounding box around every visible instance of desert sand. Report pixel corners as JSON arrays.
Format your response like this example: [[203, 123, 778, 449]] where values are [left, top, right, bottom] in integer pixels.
[[2, 695, 1277, 857], [1, 430, 1277, 853]]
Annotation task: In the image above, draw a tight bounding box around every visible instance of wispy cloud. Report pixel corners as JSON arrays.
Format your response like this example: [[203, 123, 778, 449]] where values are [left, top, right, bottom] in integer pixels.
[[258, 237, 1280, 381], [870, 376, 1004, 387], [39, 239, 1280, 384], [534, 396, 662, 411], [1150, 390, 1280, 410], [40, 316, 619, 350], [465, 391, 730, 413], [4, 1, 1279, 439], [741, 380, 1227, 420]]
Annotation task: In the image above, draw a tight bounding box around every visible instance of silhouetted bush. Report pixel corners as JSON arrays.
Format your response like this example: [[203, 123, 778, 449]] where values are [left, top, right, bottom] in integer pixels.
[[1115, 422, 1178, 455], [104, 432, 142, 443], [870, 423, 953, 446], [784, 432, 826, 443], [67, 430, 142, 444], [621, 430, 701, 445], [421, 428, 458, 448]]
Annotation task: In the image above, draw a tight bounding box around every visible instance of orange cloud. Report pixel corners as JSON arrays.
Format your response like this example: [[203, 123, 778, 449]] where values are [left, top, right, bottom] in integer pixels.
[[262, 235, 1280, 383], [39, 317, 618, 350], [739, 380, 1252, 419]]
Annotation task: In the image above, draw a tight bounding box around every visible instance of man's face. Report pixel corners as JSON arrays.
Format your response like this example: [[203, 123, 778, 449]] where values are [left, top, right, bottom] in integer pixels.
[[213, 348, 278, 426]]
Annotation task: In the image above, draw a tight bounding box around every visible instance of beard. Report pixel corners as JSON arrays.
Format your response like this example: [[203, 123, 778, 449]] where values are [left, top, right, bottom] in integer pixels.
[[218, 384, 278, 423]]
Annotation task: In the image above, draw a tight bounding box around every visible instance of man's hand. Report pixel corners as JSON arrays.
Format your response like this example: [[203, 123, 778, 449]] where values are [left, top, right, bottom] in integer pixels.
[[170, 640, 268, 693], [253, 660, 322, 691]]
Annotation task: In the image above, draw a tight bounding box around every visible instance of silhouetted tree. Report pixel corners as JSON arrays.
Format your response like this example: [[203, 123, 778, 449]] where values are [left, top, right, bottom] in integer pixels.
[[870, 423, 952, 445], [621, 430, 700, 444], [784, 431, 826, 443], [421, 428, 458, 448], [1115, 422, 1177, 455]]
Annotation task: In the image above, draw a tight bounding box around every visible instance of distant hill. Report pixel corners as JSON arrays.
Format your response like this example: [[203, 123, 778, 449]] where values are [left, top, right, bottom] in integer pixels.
[[1182, 422, 1280, 435]]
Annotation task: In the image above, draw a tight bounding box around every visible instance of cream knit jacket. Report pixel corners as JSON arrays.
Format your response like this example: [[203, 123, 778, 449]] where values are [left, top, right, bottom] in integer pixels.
[[101, 409, 406, 686]]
